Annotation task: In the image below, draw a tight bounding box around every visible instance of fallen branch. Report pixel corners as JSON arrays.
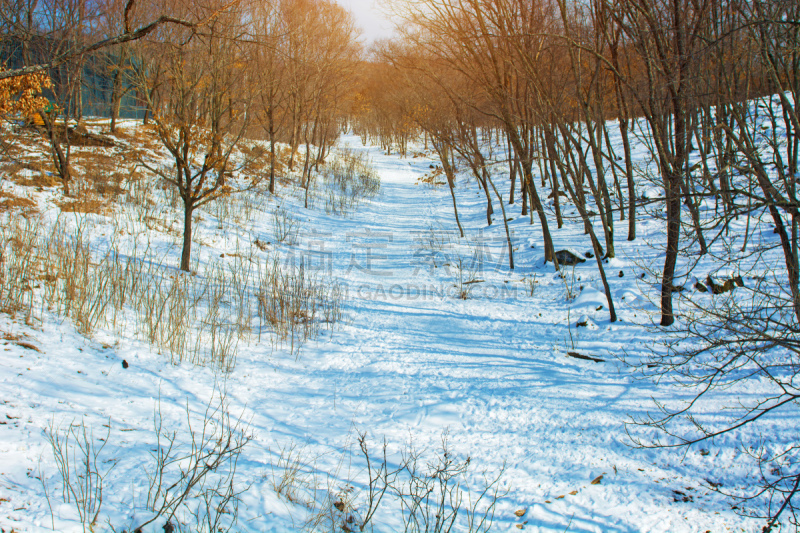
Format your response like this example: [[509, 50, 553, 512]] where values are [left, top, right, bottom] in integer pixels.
[[566, 352, 605, 363]]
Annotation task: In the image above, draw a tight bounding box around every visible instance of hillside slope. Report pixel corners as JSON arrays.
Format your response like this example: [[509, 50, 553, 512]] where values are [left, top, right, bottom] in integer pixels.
[[0, 124, 783, 532]]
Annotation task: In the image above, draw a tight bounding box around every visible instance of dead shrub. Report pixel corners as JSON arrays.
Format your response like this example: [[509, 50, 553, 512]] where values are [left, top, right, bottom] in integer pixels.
[[0, 216, 40, 322], [239, 143, 269, 176], [319, 148, 381, 216], [256, 256, 343, 356]]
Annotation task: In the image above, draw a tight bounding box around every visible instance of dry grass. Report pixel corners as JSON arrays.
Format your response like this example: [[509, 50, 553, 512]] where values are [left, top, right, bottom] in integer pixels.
[[1, 331, 41, 352], [0, 191, 37, 214], [71, 151, 128, 198], [0, 125, 59, 188], [57, 196, 109, 215], [0, 160, 59, 188], [71, 150, 116, 170], [92, 172, 127, 197], [107, 123, 164, 153], [319, 148, 381, 216], [416, 167, 446, 187], [0, 121, 351, 367], [2, 121, 142, 197], [256, 256, 343, 356]]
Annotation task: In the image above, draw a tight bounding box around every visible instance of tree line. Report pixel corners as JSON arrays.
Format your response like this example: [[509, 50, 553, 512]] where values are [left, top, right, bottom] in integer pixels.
[[348, 0, 799, 527], [1, 0, 362, 269], [350, 0, 797, 328], [1, 0, 799, 527]]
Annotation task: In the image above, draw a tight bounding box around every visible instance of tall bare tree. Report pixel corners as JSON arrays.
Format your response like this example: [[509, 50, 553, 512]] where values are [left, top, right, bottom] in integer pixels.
[[136, 0, 252, 271]]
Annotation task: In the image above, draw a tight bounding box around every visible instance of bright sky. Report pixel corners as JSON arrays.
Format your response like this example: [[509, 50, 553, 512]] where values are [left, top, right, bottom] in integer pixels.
[[335, 0, 396, 44]]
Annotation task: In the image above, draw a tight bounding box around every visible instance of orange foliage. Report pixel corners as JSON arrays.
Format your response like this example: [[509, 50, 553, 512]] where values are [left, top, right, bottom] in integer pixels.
[[0, 67, 52, 119]]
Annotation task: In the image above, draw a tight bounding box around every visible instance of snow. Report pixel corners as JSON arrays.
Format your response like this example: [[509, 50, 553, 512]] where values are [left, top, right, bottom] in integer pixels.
[[0, 124, 787, 532]]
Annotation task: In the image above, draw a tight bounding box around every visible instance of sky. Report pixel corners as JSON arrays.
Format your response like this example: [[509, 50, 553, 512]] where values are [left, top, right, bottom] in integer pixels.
[[336, 0, 397, 43]]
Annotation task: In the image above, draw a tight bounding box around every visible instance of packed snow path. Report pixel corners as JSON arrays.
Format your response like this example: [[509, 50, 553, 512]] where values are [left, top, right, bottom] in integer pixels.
[[0, 135, 761, 532], [228, 137, 744, 532]]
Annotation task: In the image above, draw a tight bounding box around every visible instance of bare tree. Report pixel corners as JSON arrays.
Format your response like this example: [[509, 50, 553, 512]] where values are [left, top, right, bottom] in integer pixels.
[[250, 0, 288, 194], [0, 0, 243, 80], [136, 0, 253, 271]]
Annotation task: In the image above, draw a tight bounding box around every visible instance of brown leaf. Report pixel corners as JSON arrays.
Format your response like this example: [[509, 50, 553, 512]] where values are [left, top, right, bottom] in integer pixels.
[[591, 474, 605, 485], [569, 490, 578, 495], [15, 341, 40, 352], [514, 509, 527, 517]]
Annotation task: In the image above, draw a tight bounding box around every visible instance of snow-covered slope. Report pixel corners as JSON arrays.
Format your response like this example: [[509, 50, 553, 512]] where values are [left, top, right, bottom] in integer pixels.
[[0, 126, 783, 532]]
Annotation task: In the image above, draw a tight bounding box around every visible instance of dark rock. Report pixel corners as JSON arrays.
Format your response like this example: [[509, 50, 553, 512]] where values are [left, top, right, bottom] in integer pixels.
[[694, 281, 708, 293], [122, 359, 129, 369], [618, 271, 624, 277], [706, 275, 744, 295], [552, 250, 586, 266]]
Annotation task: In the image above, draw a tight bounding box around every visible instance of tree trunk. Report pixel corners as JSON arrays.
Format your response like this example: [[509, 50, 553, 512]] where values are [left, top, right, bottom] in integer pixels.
[[561, 167, 616, 322], [619, 117, 636, 240], [661, 170, 682, 326], [303, 134, 312, 209], [508, 136, 516, 204], [42, 112, 72, 195], [437, 141, 464, 238], [110, 60, 123, 133], [268, 104, 276, 194], [181, 201, 194, 272], [485, 170, 514, 269], [523, 166, 556, 264]]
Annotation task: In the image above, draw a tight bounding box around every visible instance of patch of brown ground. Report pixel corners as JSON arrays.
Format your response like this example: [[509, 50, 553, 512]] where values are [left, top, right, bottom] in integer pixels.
[[57, 195, 108, 215], [0, 190, 38, 214]]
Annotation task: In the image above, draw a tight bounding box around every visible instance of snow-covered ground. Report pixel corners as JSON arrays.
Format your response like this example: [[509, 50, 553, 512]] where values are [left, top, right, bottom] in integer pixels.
[[0, 125, 785, 532]]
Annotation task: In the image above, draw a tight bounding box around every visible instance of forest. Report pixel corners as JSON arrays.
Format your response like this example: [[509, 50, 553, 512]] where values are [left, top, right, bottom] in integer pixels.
[[0, 0, 798, 531]]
